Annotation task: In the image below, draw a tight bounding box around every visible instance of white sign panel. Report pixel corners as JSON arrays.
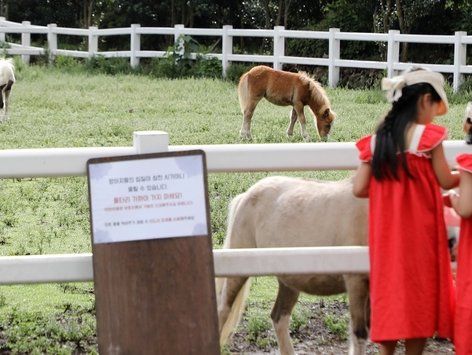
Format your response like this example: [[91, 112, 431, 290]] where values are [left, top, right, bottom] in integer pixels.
[[88, 153, 208, 244]]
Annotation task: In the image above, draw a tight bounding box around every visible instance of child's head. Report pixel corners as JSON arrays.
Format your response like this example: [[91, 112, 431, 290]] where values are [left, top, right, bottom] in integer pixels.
[[465, 102, 472, 144], [372, 68, 448, 180], [382, 67, 448, 119]]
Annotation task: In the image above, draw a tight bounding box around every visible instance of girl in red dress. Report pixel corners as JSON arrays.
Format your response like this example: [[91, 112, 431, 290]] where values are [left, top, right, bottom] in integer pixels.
[[450, 113, 472, 354], [353, 68, 459, 355]]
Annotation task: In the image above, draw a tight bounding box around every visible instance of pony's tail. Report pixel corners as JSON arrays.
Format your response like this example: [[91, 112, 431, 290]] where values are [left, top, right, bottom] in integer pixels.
[[216, 192, 252, 346], [237, 73, 250, 114], [219, 278, 252, 346], [223, 192, 244, 248]]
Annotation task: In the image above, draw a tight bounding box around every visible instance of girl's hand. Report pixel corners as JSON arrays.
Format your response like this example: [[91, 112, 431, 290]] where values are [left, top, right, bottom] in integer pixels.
[[442, 193, 452, 208], [431, 144, 460, 189], [443, 190, 459, 208], [451, 170, 472, 218]]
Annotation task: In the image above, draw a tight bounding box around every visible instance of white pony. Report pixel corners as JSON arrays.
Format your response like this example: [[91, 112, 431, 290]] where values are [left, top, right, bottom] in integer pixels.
[[0, 58, 15, 121], [217, 176, 370, 355]]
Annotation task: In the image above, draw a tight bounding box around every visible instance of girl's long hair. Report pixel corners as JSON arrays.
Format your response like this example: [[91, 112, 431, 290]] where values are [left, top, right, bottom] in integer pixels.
[[372, 82, 441, 180]]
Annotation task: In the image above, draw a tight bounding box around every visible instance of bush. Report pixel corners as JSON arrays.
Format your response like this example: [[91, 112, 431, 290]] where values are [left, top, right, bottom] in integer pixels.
[[225, 63, 255, 83], [193, 56, 222, 79], [338, 68, 384, 90], [149, 35, 223, 79], [85, 56, 133, 75], [149, 56, 184, 79], [286, 37, 327, 62], [54, 56, 84, 72]]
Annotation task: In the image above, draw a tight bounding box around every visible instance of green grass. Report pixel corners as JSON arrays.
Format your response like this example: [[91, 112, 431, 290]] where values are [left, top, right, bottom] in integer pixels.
[[0, 62, 470, 352], [323, 313, 349, 340]]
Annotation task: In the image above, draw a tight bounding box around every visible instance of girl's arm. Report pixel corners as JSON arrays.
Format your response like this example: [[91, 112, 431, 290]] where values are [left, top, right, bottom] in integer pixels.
[[431, 143, 460, 189], [353, 163, 372, 198], [451, 171, 472, 218]]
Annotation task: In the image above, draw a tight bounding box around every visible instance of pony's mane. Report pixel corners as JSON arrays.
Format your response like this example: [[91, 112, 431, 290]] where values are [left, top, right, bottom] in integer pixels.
[[298, 71, 331, 111]]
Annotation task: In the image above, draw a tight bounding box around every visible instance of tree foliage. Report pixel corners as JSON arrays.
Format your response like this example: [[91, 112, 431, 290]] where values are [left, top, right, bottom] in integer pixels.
[[1, 0, 468, 34], [1, 0, 471, 69]]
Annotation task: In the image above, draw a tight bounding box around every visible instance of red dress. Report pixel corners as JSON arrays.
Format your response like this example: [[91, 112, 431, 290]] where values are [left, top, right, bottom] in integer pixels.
[[454, 153, 472, 355], [356, 123, 454, 342]]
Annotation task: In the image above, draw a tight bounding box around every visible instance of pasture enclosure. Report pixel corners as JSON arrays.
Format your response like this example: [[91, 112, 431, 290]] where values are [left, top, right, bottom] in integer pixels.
[[0, 68, 469, 353], [0, 132, 469, 285], [0, 18, 472, 90]]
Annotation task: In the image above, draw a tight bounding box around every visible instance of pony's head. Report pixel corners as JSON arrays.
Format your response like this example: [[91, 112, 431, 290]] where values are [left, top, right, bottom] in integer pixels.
[[302, 75, 336, 140], [315, 105, 336, 140], [465, 102, 472, 144]]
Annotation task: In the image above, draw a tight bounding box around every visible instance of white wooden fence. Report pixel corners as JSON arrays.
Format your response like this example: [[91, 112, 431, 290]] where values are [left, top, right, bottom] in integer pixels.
[[0, 18, 471, 91], [0, 131, 471, 285]]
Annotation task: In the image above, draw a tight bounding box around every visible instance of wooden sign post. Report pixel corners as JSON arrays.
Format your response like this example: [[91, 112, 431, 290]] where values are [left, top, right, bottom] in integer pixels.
[[87, 150, 219, 355]]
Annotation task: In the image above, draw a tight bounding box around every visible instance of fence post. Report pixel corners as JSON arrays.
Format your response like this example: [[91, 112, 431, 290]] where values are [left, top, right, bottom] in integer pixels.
[[47, 23, 57, 64], [21, 21, 31, 64], [88, 26, 98, 59], [273, 26, 285, 70], [328, 28, 340, 88], [174, 24, 185, 62], [222, 25, 233, 78], [453, 31, 467, 92], [387, 29, 400, 78], [0, 17, 5, 43], [133, 131, 169, 154], [130, 24, 141, 69]]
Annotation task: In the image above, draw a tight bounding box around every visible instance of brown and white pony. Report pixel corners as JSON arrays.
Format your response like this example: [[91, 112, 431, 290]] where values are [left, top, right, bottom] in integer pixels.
[[238, 65, 336, 141], [216, 176, 369, 355], [0, 58, 15, 122]]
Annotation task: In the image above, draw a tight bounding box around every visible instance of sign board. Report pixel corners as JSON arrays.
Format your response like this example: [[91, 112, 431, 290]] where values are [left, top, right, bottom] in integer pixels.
[[87, 150, 220, 355]]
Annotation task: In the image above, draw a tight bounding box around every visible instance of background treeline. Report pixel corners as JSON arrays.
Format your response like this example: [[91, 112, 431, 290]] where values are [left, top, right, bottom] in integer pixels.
[[1, 1, 472, 88]]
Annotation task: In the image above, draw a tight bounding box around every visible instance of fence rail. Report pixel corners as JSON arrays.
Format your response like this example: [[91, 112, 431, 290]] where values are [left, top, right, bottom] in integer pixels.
[[0, 139, 469, 178], [0, 131, 470, 285], [0, 18, 470, 91], [0, 247, 370, 285]]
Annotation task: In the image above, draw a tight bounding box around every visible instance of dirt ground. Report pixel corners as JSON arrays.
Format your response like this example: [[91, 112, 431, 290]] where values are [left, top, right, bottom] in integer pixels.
[[227, 300, 455, 354]]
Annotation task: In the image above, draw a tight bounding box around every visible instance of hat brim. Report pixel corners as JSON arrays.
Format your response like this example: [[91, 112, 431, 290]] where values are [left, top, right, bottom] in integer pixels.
[[402, 70, 449, 116], [430, 83, 449, 116]]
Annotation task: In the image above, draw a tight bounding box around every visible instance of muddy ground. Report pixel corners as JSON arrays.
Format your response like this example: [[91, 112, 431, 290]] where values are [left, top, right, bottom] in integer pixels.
[[227, 300, 455, 354]]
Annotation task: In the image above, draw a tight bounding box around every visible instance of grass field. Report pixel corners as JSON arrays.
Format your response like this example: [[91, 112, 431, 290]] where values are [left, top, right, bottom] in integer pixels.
[[0, 62, 469, 353]]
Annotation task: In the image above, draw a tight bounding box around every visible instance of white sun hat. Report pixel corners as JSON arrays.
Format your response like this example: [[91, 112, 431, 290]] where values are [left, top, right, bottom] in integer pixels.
[[381, 69, 449, 116]]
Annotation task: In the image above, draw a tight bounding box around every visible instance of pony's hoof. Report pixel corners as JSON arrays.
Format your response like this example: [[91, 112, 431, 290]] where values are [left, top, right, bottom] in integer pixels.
[[286, 130, 294, 137], [303, 135, 311, 142]]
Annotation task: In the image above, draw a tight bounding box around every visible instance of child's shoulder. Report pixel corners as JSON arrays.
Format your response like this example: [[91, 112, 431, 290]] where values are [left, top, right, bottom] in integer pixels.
[[417, 123, 447, 153], [355, 134, 374, 162], [457, 154, 472, 173]]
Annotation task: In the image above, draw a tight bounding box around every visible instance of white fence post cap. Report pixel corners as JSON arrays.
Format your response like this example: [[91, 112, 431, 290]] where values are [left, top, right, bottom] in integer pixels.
[[133, 131, 169, 154]]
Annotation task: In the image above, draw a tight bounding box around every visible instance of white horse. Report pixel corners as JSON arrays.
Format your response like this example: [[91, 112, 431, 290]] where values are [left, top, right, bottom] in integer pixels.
[[0, 58, 15, 121], [216, 176, 370, 355]]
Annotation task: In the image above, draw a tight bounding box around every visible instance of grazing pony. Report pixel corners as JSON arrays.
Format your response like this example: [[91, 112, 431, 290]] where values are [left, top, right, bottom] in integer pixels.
[[0, 58, 15, 121], [217, 176, 370, 355], [238, 65, 336, 141]]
